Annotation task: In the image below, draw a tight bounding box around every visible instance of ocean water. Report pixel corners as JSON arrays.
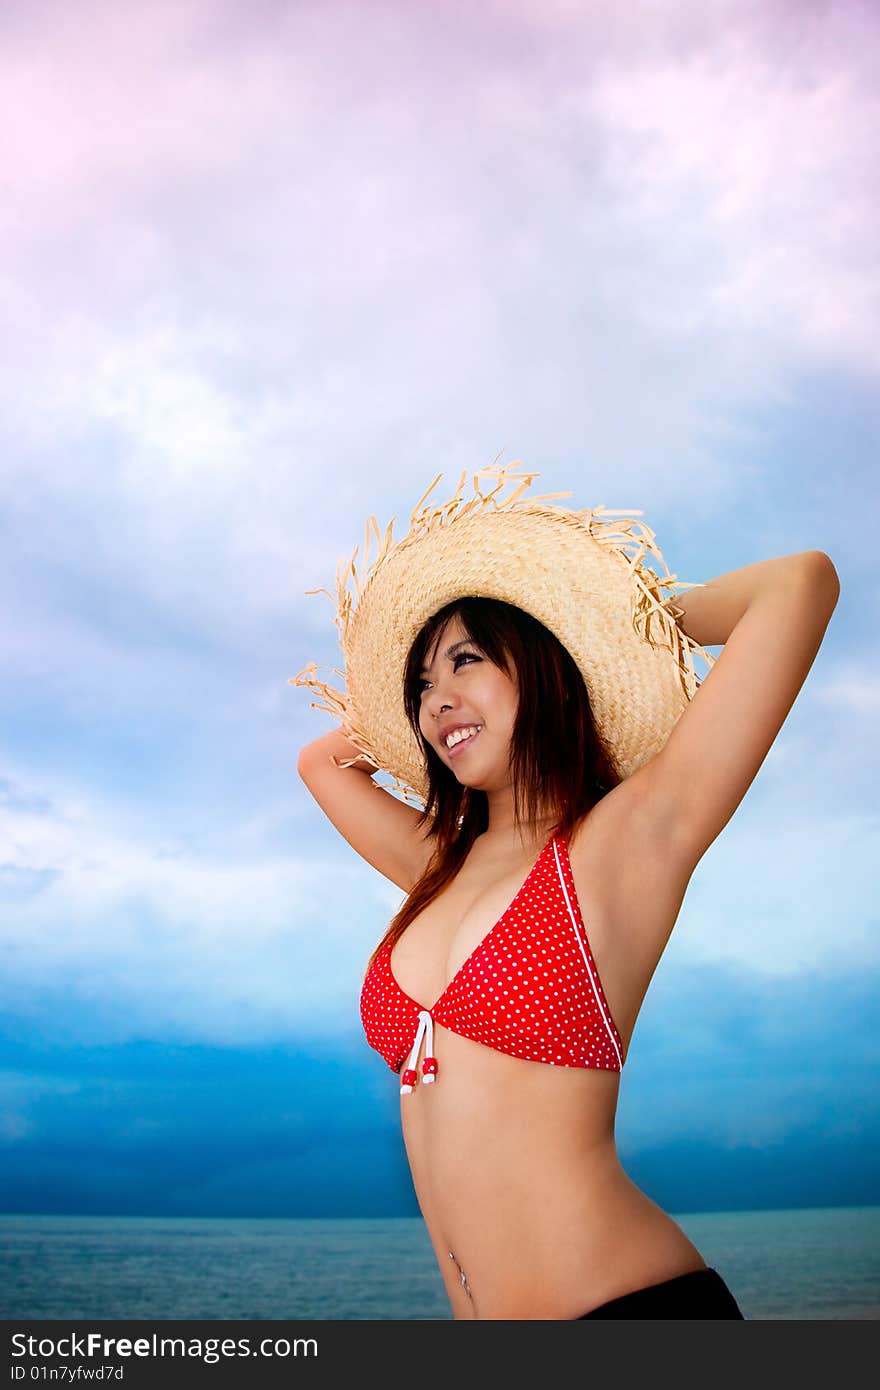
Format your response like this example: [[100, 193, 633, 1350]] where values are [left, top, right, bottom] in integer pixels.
[[0, 1206, 877, 1320]]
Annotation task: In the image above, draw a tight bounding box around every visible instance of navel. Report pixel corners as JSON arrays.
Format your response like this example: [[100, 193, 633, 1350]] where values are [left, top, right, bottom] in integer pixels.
[[448, 1249, 474, 1301]]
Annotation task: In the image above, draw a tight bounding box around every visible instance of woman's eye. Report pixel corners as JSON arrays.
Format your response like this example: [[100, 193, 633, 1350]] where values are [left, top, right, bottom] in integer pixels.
[[419, 651, 479, 692]]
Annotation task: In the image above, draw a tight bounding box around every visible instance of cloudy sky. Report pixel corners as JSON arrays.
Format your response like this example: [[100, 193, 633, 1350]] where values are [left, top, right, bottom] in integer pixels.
[[1, 0, 878, 1219]]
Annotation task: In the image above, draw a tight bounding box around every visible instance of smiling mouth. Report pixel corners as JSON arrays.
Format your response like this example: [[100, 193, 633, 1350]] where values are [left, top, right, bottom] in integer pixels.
[[445, 728, 482, 758]]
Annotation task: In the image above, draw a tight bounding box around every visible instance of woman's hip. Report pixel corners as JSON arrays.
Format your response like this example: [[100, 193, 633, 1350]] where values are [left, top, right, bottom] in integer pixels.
[[575, 1266, 745, 1319]]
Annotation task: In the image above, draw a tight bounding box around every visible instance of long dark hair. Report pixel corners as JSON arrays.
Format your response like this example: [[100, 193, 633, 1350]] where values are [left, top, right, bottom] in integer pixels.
[[364, 596, 621, 976]]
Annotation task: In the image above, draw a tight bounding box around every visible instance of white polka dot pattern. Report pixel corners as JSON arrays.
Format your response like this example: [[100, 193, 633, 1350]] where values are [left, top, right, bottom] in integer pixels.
[[360, 833, 624, 1080]]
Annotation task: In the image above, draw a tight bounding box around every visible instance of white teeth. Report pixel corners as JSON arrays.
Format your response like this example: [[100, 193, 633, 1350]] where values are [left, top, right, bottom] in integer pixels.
[[445, 725, 481, 749]]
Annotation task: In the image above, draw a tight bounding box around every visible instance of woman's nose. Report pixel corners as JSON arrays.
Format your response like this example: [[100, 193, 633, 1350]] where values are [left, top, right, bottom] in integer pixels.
[[424, 682, 457, 720]]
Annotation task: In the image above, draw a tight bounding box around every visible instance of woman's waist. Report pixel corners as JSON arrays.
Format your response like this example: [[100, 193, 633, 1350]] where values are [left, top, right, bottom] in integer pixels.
[[420, 1165, 705, 1319], [408, 1124, 623, 1218]]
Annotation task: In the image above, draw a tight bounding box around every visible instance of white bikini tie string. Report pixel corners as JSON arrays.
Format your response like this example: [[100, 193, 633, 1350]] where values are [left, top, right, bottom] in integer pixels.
[[399, 1011, 427, 1095], [421, 1012, 436, 1084], [399, 1009, 439, 1095]]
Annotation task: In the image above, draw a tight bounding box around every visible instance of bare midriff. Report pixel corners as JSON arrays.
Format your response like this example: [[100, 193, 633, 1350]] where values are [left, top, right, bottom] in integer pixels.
[[400, 1024, 706, 1320]]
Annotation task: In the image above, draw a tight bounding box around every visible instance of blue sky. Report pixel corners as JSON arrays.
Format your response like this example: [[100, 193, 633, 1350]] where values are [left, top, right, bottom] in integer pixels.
[[1, 0, 878, 1217]]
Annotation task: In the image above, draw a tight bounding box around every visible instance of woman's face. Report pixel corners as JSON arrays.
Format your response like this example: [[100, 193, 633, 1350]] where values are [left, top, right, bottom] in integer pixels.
[[417, 614, 519, 789]]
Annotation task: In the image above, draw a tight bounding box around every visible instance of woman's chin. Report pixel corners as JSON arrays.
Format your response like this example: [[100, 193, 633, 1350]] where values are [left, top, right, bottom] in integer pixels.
[[454, 768, 489, 791]]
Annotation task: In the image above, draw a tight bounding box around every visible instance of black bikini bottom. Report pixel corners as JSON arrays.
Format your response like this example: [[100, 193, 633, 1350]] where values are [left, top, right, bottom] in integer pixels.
[[575, 1266, 745, 1319]]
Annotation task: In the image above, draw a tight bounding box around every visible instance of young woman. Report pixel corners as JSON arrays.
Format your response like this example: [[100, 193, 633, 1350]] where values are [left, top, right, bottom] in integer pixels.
[[294, 465, 839, 1319]]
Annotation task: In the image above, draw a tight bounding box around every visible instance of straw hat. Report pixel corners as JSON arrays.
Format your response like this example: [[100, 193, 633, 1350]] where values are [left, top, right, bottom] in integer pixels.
[[290, 462, 716, 806]]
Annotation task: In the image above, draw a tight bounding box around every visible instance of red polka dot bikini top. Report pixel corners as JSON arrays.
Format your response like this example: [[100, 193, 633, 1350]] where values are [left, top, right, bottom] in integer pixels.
[[360, 830, 625, 1095]]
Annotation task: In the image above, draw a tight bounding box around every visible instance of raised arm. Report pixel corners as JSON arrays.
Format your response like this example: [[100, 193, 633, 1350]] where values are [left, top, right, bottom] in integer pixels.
[[297, 729, 435, 891], [639, 549, 840, 868]]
